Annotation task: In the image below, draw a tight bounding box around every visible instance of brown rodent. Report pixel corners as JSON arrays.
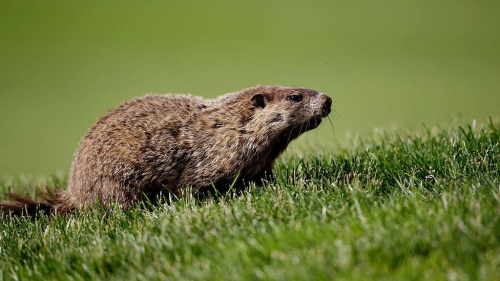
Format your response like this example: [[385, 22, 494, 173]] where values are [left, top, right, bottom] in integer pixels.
[[1, 85, 332, 216]]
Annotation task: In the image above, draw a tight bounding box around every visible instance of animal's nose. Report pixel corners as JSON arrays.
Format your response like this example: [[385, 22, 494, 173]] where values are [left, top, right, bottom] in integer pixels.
[[321, 96, 332, 117]]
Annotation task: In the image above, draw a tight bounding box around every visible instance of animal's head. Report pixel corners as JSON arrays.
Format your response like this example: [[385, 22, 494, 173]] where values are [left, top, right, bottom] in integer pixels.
[[247, 86, 332, 140]]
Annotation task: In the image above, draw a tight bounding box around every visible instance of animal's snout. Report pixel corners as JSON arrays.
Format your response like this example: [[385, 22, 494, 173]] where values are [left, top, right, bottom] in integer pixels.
[[321, 95, 332, 117]]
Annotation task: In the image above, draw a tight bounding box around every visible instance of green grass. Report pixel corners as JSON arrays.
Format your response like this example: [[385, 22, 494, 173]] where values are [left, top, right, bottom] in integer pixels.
[[1, 119, 499, 280]]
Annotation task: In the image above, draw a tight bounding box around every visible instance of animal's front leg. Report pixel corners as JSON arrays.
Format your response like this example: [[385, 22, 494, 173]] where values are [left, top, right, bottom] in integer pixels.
[[250, 166, 275, 187]]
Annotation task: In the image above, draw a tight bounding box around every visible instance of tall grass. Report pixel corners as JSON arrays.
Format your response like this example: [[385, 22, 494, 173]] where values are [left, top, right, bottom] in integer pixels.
[[1, 119, 499, 280]]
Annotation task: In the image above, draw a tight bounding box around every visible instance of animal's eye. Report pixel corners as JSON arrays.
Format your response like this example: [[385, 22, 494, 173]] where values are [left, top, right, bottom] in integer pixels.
[[287, 94, 303, 102]]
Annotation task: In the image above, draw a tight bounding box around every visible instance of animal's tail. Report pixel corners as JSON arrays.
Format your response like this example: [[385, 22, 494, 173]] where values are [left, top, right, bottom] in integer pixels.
[[0, 187, 73, 217]]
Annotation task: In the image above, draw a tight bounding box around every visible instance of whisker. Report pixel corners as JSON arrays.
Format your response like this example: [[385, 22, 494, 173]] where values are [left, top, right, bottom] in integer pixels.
[[327, 116, 335, 130], [330, 108, 343, 131], [287, 121, 298, 144], [327, 116, 336, 139]]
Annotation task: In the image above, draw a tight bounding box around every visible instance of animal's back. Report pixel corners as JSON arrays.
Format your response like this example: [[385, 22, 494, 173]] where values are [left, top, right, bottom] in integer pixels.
[[66, 94, 209, 208]]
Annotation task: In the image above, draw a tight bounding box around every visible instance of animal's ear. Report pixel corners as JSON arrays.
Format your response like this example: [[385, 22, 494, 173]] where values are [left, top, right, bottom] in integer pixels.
[[251, 93, 268, 109]]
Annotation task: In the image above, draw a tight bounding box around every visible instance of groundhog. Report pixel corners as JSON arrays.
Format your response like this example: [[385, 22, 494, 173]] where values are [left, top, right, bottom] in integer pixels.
[[1, 85, 332, 216]]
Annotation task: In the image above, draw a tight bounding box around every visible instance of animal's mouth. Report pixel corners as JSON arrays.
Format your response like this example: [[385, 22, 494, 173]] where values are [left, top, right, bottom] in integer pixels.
[[305, 116, 323, 130]]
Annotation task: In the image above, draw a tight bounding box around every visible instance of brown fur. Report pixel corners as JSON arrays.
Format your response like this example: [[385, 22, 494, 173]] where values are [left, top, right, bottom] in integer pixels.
[[1, 85, 332, 216]]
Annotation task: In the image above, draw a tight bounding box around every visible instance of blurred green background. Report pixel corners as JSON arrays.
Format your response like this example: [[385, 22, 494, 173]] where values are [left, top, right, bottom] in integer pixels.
[[1, 0, 499, 176]]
